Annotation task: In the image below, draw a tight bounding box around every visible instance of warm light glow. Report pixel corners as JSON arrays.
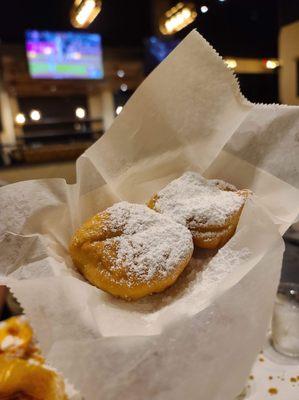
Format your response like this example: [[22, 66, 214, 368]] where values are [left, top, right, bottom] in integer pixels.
[[165, 20, 174, 32], [116, 106, 123, 115], [182, 8, 191, 19], [200, 5, 208, 13], [266, 60, 279, 69], [160, 2, 197, 35], [75, 107, 86, 119], [120, 83, 128, 92], [117, 69, 125, 78], [71, 0, 102, 29], [30, 110, 41, 121], [75, 0, 95, 25], [15, 113, 26, 125], [224, 59, 237, 69], [221, 58, 281, 74]]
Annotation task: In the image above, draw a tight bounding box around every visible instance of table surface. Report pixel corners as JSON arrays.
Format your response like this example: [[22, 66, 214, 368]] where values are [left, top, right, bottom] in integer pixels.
[[68, 337, 299, 400], [243, 339, 299, 399]]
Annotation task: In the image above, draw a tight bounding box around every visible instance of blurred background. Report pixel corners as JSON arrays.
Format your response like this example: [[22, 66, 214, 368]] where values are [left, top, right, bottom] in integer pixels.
[[1, 0, 299, 183], [0, 0, 298, 316]]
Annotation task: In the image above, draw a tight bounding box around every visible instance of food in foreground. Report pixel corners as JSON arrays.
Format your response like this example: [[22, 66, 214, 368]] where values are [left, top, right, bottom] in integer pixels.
[[0, 316, 67, 400], [0, 356, 66, 400], [0, 316, 33, 359], [69, 202, 194, 300], [148, 172, 249, 249]]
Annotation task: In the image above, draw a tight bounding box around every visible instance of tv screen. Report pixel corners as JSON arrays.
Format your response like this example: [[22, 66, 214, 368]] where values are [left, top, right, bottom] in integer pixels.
[[26, 30, 104, 80]]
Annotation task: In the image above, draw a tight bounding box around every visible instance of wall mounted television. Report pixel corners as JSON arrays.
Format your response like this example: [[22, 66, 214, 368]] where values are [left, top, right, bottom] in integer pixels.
[[26, 30, 104, 80]]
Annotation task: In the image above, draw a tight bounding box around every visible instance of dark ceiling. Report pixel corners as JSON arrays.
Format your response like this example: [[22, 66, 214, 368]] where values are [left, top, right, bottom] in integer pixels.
[[0, 0, 297, 58], [0, 1, 151, 46]]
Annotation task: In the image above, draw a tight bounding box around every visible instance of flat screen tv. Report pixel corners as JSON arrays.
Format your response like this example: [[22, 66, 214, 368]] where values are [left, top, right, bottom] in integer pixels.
[[26, 30, 104, 80]]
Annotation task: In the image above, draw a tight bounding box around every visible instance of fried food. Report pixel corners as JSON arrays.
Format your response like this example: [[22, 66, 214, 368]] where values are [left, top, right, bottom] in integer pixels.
[[0, 316, 66, 399], [148, 172, 249, 249], [0, 317, 33, 359], [69, 202, 194, 300], [0, 356, 66, 400]]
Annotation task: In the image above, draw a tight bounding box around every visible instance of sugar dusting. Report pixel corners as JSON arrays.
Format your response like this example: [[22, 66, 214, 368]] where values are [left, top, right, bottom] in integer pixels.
[[198, 245, 251, 294], [154, 172, 245, 228], [0, 334, 23, 350], [160, 245, 250, 308], [108, 244, 250, 313], [102, 202, 193, 286]]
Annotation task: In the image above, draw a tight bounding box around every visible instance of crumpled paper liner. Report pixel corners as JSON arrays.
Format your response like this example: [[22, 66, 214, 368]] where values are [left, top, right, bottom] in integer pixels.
[[1, 30, 299, 400]]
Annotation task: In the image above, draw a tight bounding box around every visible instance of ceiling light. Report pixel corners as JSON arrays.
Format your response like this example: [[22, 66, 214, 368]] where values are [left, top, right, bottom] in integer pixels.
[[70, 0, 102, 29], [76, 0, 95, 26], [15, 113, 26, 125], [182, 8, 191, 19], [120, 83, 128, 92], [30, 110, 41, 121], [224, 59, 237, 69], [116, 106, 123, 115], [117, 69, 125, 78], [75, 107, 86, 119], [265, 60, 279, 69], [160, 2, 197, 35], [200, 5, 208, 13]]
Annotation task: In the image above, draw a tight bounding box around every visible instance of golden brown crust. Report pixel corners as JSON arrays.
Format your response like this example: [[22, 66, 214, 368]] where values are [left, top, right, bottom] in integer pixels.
[[0, 317, 33, 359], [191, 204, 244, 249], [148, 183, 250, 250], [0, 317, 67, 399], [0, 356, 67, 400], [147, 194, 158, 210], [70, 204, 193, 300], [72, 247, 192, 301]]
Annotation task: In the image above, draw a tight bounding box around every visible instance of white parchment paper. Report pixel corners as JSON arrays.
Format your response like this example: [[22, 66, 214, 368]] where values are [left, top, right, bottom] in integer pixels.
[[1, 31, 299, 400]]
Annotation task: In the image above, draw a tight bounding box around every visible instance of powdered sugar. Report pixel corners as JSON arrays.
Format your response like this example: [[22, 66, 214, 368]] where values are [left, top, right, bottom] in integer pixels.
[[102, 202, 193, 286], [108, 245, 251, 314], [146, 246, 251, 313], [193, 227, 230, 240], [154, 172, 245, 228], [0, 334, 23, 350], [198, 246, 251, 294]]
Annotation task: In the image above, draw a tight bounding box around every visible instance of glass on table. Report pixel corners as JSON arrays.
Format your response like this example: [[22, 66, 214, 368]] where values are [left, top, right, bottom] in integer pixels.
[[271, 282, 299, 358]]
